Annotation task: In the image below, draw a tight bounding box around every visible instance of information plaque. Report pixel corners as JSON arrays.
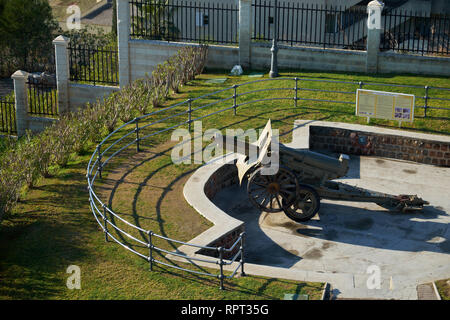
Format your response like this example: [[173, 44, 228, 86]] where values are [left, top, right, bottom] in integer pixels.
[[356, 89, 415, 123]]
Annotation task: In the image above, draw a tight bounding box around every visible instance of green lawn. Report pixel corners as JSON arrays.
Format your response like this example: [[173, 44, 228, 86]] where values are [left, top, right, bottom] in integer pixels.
[[0, 68, 449, 300], [435, 279, 450, 300]]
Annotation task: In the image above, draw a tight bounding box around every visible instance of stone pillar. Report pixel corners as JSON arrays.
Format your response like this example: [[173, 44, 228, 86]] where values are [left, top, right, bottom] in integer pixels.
[[117, 0, 130, 88], [366, 0, 384, 73], [53, 35, 70, 114], [239, 0, 252, 70], [11, 70, 29, 137]]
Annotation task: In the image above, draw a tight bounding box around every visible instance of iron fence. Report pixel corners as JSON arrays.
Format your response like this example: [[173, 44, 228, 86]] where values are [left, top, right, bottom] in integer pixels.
[[252, 1, 367, 50], [68, 44, 119, 86], [27, 77, 58, 117], [87, 76, 448, 289], [381, 10, 450, 56], [0, 96, 16, 135], [129, 0, 239, 45]]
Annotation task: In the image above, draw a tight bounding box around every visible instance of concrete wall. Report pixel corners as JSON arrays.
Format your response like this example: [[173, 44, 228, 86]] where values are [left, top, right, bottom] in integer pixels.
[[252, 43, 367, 72], [68, 83, 120, 110], [129, 39, 239, 81], [378, 52, 450, 77]]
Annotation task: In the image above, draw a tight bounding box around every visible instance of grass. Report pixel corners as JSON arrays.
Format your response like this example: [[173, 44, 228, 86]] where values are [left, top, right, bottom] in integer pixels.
[[435, 279, 450, 300], [1, 68, 449, 300]]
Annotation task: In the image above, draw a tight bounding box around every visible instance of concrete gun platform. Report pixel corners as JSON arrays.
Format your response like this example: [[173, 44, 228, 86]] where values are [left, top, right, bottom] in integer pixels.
[[212, 153, 450, 299]]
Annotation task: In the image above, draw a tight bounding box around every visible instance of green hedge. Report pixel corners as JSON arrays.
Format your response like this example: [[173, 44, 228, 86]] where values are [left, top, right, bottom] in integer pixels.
[[0, 45, 208, 221]]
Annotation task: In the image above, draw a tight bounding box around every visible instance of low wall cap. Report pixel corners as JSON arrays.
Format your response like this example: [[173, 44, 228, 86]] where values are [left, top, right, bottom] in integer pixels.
[[53, 35, 70, 45], [11, 70, 29, 79], [368, 0, 385, 8]]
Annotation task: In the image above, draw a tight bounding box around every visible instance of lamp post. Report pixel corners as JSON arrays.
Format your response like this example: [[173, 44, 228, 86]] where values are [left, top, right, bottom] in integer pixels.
[[269, 0, 279, 78]]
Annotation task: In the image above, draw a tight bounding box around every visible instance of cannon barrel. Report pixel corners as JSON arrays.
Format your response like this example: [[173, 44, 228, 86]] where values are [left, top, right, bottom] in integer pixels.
[[279, 145, 349, 179]]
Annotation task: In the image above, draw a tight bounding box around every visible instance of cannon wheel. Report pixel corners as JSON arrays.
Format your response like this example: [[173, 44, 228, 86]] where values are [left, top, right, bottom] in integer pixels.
[[282, 184, 320, 222], [247, 166, 298, 213]]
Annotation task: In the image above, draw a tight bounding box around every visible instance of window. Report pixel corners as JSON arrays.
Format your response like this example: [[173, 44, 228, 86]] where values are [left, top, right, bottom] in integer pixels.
[[196, 12, 209, 27]]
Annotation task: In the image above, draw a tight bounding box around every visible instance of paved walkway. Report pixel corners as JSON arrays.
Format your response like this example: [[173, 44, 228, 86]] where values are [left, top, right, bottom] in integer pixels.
[[212, 155, 450, 299]]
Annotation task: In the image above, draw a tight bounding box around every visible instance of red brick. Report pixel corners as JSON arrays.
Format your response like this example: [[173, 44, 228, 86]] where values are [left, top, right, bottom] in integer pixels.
[[432, 158, 439, 165], [441, 145, 448, 152], [430, 151, 436, 157], [437, 152, 443, 158]]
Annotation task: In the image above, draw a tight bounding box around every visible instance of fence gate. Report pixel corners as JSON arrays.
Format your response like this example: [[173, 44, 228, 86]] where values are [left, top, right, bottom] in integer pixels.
[[27, 75, 58, 117]]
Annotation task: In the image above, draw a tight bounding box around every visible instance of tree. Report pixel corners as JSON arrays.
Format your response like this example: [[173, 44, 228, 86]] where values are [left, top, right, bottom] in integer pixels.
[[0, 0, 59, 72]]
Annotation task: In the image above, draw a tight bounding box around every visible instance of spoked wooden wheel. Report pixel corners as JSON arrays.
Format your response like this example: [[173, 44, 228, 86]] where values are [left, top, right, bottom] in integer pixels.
[[247, 166, 298, 213], [282, 184, 320, 222]]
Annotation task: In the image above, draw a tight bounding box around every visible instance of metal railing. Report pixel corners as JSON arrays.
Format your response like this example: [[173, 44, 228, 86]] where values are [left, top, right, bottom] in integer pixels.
[[130, 0, 239, 45], [381, 10, 450, 56], [27, 77, 58, 117], [87, 77, 449, 289], [68, 44, 119, 86], [0, 95, 16, 135], [252, 1, 367, 50]]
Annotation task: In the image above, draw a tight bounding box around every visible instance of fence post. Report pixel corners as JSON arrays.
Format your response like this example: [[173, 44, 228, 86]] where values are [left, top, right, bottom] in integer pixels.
[[240, 232, 246, 277], [53, 35, 70, 114], [117, 0, 130, 88], [97, 144, 103, 179], [233, 85, 238, 115], [11, 70, 29, 137], [366, 1, 384, 73], [135, 118, 140, 152], [148, 231, 153, 271], [187, 99, 192, 131], [239, 0, 252, 69], [294, 77, 299, 108], [103, 205, 109, 242], [424, 86, 429, 118], [218, 247, 224, 290]]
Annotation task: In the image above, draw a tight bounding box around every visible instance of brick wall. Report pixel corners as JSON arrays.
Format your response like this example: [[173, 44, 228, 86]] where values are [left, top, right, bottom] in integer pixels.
[[309, 126, 450, 167]]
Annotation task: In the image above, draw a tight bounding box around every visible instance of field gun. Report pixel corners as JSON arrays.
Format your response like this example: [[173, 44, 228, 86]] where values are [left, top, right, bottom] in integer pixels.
[[212, 120, 429, 222]]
